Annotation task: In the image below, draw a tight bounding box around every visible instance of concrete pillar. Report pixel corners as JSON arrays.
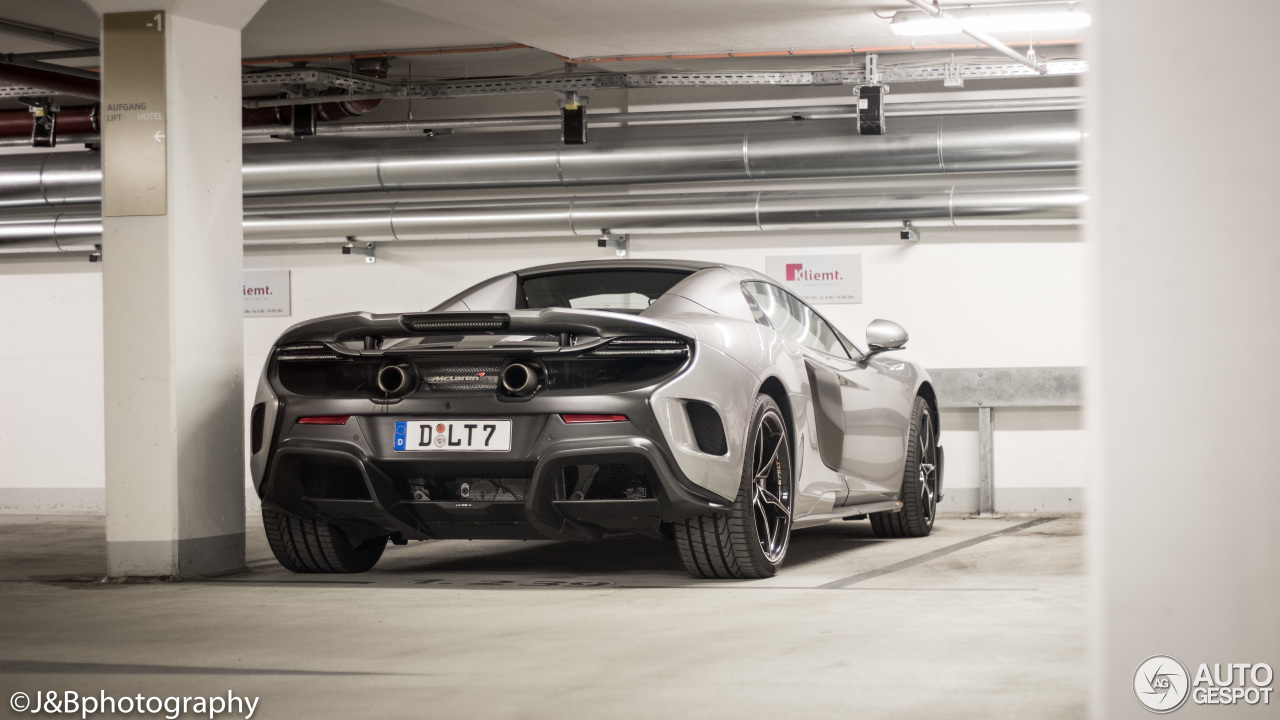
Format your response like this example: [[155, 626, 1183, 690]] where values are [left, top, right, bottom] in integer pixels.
[[1087, 2, 1280, 717], [85, 0, 266, 577]]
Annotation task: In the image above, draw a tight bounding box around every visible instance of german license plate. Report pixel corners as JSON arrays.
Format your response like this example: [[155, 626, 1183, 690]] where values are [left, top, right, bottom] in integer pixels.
[[393, 420, 512, 452]]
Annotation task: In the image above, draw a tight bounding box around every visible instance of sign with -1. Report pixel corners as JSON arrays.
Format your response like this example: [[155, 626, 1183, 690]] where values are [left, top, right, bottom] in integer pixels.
[[101, 11, 167, 217]]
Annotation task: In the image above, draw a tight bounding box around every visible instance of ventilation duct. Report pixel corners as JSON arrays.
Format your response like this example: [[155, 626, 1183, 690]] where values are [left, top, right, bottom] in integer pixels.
[[0, 180, 1082, 254], [239, 183, 1083, 240], [0, 111, 1079, 209]]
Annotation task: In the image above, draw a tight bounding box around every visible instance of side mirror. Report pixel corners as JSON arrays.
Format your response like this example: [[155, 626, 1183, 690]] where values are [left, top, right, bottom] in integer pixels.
[[864, 319, 908, 359]]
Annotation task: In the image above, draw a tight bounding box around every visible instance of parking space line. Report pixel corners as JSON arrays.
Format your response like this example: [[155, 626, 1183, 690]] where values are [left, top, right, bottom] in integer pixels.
[[815, 517, 1057, 589]]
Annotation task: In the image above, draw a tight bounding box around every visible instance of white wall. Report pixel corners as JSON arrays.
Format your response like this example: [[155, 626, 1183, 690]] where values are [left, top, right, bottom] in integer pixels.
[[1, 224, 1083, 515], [1088, 2, 1280, 716], [0, 264, 106, 514]]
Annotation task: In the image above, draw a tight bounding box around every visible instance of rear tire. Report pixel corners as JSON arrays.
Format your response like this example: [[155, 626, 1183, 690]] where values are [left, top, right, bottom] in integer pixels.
[[871, 396, 938, 538], [675, 394, 793, 579], [262, 507, 387, 573]]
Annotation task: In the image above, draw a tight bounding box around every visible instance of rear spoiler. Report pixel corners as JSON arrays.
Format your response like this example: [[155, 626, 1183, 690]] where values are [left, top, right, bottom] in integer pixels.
[[275, 308, 695, 345]]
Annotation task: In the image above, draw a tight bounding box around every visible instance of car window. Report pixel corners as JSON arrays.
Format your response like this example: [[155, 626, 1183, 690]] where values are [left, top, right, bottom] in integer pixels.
[[835, 328, 864, 358], [520, 270, 690, 310], [740, 287, 771, 327], [743, 282, 849, 358], [568, 292, 654, 310]]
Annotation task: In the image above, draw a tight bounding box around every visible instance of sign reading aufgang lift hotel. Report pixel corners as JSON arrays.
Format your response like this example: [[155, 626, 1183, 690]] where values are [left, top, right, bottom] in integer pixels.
[[765, 254, 862, 304], [101, 11, 167, 217]]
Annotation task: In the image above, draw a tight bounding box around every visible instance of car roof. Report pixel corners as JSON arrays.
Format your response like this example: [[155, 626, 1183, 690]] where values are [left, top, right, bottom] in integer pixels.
[[514, 259, 725, 278]]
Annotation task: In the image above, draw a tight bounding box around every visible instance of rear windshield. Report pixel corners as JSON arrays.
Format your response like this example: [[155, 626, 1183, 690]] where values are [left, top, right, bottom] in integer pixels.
[[520, 270, 691, 311]]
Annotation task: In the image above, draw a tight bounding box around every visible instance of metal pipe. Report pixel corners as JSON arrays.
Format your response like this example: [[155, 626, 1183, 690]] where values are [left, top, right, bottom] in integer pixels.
[[0, 181, 1082, 252], [3, 49, 100, 62], [885, 96, 1078, 115], [0, 19, 98, 49], [901, 0, 1048, 75], [0, 111, 1079, 207], [0, 105, 97, 139], [1, 59, 100, 81], [0, 152, 103, 208], [239, 97, 1081, 137], [0, 133, 97, 148], [0, 212, 102, 252], [20, 96, 1078, 145], [0, 62, 99, 99], [244, 184, 1083, 240]]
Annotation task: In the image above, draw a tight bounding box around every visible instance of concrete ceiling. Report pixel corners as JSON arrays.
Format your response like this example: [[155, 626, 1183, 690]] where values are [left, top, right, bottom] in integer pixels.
[[0, 0, 1087, 62], [389, 0, 886, 58], [378, 0, 1085, 59], [241, 0, 506, 58], [0, 0, 99, 54], [0, 0, 1084, 111]]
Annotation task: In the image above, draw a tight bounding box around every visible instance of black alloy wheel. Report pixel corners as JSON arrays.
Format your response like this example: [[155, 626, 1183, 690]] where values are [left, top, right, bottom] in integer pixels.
[[871, 396, 938, 538], [675, 394, 794, 579]]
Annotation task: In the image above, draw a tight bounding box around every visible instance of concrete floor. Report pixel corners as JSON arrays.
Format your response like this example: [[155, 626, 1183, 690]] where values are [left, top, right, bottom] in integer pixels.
[[0, 514, 1085, 719]]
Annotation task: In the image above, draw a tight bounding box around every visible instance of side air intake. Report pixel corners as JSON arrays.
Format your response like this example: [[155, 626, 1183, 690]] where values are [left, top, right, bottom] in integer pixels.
[[686, 401, 728, 456]]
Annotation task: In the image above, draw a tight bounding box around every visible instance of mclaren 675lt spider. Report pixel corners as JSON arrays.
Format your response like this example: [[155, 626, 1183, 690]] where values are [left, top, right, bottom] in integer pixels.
[[250, 260, 943, 578]]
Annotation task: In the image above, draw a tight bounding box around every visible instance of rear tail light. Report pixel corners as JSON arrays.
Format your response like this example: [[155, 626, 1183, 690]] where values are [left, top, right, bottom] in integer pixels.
[[297, 416, 350, 425], [561, 414, 628, 424], [277, 343, 344, 362], [590, 337, 689, 357]]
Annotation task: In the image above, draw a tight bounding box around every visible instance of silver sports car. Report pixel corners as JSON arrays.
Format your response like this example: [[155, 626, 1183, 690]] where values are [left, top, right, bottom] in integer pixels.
[[249, 259, 943, 578]]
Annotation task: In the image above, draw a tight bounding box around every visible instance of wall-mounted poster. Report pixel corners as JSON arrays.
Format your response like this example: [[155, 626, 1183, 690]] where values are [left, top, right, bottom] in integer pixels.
[[764, 254, 862, 304], [243, 269, 291, 317]]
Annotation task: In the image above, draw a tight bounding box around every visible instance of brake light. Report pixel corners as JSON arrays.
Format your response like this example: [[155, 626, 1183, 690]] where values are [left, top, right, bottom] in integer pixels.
[[561, 414, 628, 424], [297, 416, 350, 425]]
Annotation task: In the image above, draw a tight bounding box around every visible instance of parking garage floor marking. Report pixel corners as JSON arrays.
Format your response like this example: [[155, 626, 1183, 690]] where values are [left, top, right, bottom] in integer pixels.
[[815, 517, 1057, 589]]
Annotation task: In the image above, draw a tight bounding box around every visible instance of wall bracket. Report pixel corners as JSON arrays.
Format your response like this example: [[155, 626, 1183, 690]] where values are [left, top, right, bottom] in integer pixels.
[[30, 103, 58, 147], [342, 237, 376, 263], [558, 91, 589, 145], [597, 229, 628, 257], [944, 54, 964, 88], [856, 84, 886, 135]]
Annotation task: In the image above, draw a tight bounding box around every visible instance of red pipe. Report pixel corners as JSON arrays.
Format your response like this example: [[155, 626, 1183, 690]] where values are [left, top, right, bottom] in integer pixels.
[[0, 101, 288, 140], [241, 101, 286, 128], [239, 60, 388, 130], [315, 59, 388, 121], [0, 60, 389, 141], [0, 104, 97, 138]]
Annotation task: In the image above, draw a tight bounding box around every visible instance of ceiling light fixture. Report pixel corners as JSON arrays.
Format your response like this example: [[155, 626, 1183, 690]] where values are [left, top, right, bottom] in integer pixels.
[[889, 3, 1091, 37]]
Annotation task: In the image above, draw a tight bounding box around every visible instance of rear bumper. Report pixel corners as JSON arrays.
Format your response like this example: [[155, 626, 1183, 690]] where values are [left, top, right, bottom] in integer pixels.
[[259, 400, 732, 542]]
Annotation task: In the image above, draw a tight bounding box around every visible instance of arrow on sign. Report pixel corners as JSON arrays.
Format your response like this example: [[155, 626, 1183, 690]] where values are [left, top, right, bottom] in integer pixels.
[[153, 130, 165, 143]]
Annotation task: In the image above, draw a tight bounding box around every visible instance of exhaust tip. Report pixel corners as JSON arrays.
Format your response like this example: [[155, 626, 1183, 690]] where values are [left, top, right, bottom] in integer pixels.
[[500, 362, 540, 397], [377, 364, 411, 395]]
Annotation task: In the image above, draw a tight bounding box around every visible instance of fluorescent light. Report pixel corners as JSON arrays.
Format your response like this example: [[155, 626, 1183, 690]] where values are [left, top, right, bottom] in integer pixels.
[[890, 5, 1091, 37]]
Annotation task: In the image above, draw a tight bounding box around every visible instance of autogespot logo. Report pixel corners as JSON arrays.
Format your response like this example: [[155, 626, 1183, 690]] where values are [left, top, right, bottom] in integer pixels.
[[1135, 655, 1192, 713]]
